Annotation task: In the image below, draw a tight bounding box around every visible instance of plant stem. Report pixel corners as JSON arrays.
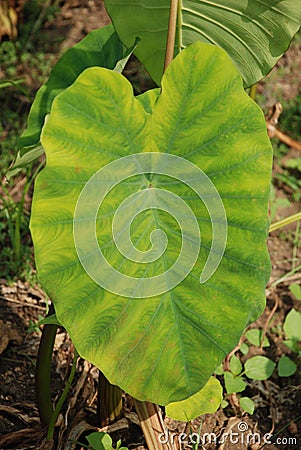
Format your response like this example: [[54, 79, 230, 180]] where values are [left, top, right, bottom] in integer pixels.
[[97, 371, 123, 427], [163, 0, 179, 72], [47, 349, 79, 440], [292, 220, 300, 272], [134, 400, 174, 450], [14, 207, 21, 261], [177, 0, 183, 55], [269, 212, 301, 233], [36, 304, 57, 427]]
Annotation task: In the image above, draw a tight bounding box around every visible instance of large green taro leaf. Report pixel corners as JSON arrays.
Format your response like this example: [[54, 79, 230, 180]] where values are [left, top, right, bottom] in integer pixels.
[[30, 41, 272, 404], [104, 0, 301, 87], [17, 24, 131, 155]]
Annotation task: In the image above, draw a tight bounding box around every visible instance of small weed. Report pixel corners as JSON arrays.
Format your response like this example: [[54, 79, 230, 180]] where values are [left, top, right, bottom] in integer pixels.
[[0, 1, 60, 282], [289, 284, 301, 300], [216, 319, 300, 414], [77, 431, 128, 450], [283, 308, 301, 357], [269, 185, 291, 222], [27, 315, 44, 334], [0, 164, 41, 281], [275, 172, 301, 202]]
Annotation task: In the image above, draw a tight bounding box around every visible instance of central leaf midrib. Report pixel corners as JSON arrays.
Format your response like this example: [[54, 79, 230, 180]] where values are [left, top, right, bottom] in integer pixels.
[[147, 189, 193, 394], [162, 52, 223, 155]]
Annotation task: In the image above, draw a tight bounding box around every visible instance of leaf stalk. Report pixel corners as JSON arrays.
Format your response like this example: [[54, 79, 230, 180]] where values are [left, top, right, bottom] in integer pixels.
[[133, 399, 174, 450], [163, 0, 179, 72], [36, 304, 57, 427], [97, 371, 123, 427]]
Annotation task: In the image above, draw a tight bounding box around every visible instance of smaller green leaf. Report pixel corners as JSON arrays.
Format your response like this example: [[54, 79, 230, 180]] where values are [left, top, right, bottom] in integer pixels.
[[214, 363, 224, 376], [229, 355, 242, 376], [289, 284, 301, 301], [6, 144, 44, 179], [277, 356, 297, 377], [116, 440, 128, 450], [239, 397, 255, 415], [113, 37, 139, 73], [87, 432, 112, 450], [221, 399, 229, 409], [283, 309, 301, 341], [224, 372, 246, 394], [166, 377, 222, 421], [245, 329, 270, 347], [105, 0, 301, 87], [244, 356, 276, 381], [38, 314, 61, 326], [239, 343, 249, 355]]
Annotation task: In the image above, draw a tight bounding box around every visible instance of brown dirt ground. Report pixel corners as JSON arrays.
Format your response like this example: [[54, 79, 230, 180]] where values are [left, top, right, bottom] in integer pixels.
[[0, 1, 301, 449]]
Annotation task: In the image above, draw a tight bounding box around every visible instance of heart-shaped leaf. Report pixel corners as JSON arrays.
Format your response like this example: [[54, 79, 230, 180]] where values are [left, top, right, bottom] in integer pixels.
[[239, 396, 255, 414], [30, 41, 272, 404], [87, 432, 112, 450], [229, 355, 242, 376], [284, 309, 301, 341], [289, 284, 301, 300], [105, 0, 301, 87], [245, 328, 270, 347], [277, 355, 297, 377], [244, 356, 276, 380], [224, 372, 247, 394]]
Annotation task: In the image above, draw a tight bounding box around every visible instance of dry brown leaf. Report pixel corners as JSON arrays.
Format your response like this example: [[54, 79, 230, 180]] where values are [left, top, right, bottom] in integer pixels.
[[0, 1, 18, 41], [0, 319, 23, 355]]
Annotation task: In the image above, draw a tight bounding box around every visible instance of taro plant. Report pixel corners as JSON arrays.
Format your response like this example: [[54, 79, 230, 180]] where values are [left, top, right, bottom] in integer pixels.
[[283, 307, 301, 355], [12, 0, 301, 446]]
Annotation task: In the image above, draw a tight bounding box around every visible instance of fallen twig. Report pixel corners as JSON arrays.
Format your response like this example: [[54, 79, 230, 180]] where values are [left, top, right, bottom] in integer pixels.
[[266, 103, 301, 151], [0, 294, 46, 310], [260, 290, 279, 350]]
